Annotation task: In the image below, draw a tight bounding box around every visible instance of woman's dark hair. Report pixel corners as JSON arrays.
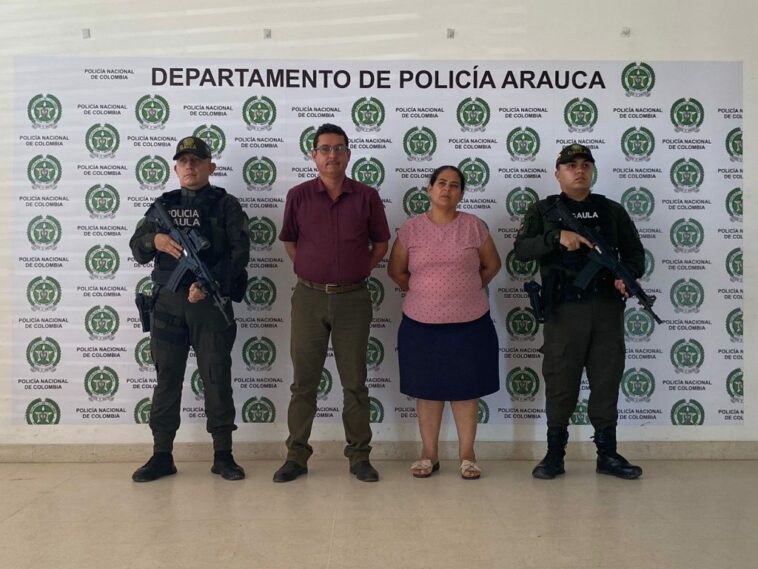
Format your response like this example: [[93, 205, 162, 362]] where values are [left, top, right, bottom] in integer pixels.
[[313, 123, 349, 150], [429, 165, 465, 193]]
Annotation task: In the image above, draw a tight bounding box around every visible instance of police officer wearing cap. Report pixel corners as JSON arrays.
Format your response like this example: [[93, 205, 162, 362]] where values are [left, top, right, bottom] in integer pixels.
[[129, 136, 250, 482], [513, 144, 644, 480]]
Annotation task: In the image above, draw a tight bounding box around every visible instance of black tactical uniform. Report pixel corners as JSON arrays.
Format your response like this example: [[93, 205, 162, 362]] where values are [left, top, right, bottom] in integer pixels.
[[513, 144, 645, 480]]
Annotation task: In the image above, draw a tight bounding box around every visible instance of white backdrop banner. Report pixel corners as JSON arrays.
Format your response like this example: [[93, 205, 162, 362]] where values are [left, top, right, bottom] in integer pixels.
[[13, 58, 742, 428]]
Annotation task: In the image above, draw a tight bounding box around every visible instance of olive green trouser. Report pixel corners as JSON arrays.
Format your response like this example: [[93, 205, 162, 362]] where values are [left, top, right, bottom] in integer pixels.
[[149, 287, 237, 453], [540, 296, 625, 429], [285, 282, 373, 466]]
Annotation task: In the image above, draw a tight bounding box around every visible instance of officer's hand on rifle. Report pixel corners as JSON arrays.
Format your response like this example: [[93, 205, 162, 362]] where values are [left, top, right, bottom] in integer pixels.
[[615, 278, 630, 299], [154, 233, 183, 259], [559, 230, 593, 252], [188, 282, 207, 304]]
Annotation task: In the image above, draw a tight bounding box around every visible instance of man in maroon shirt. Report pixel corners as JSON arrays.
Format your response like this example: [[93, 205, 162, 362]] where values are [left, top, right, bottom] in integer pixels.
[[274, 123, 390, 483]]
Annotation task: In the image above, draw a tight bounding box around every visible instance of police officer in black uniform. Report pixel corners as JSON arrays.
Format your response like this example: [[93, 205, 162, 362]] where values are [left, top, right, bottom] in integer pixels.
[[129, 136, 250, 482], [513, 144, 644, 480]]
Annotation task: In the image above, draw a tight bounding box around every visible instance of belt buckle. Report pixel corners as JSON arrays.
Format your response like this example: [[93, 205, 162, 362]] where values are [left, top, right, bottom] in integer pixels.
[[325, 283, 339, 294]]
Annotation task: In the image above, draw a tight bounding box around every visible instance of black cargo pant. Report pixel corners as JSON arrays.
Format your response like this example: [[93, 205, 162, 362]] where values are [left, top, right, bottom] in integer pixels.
[[540, 296, 625, 429], [149, 287, 237, 453]]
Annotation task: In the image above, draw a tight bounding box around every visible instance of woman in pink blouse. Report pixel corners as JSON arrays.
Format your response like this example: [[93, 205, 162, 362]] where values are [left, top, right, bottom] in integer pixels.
[[388, 165, 501, 479]]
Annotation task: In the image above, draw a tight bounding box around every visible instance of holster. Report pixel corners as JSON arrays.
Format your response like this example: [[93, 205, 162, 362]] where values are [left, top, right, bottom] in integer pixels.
[[135, 293, 155, 333]]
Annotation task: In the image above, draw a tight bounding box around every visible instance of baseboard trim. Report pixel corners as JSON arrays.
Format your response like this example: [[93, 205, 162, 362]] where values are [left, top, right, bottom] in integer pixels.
[[1, 441, 757, 462]]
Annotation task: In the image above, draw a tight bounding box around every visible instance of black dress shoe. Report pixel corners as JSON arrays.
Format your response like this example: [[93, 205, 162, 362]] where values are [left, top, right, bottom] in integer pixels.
[[350, 460, 379, 482], [132, 453, 177, 482], [273, 460, 308, 483], [211, 451, 246, 481]]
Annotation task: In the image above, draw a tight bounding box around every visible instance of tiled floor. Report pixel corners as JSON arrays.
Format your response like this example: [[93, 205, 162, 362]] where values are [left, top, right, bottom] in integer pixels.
[[0, 459, 755, 569]]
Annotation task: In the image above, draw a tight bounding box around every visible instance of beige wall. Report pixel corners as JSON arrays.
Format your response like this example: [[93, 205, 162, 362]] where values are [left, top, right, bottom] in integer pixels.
[[0, 1, 754, 445]]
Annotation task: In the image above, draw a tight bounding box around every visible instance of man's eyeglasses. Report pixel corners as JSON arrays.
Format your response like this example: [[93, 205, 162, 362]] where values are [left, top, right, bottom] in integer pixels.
[[314, 144, 349, 155]]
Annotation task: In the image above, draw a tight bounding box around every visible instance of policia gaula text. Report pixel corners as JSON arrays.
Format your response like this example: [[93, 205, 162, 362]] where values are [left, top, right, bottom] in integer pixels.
[[129, 136, 250, 482], [513, 143, 647, 481]]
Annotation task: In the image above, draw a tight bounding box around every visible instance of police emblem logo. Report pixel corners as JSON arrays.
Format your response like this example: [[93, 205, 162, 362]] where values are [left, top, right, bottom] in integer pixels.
[[27, 215, 62, 250], [317, 368, 333, 401], [403, 127, 437, 161], [190, 369, 205, 401], [134, 398, 152, 424], [621, 187, 655, 222], [456, 97, 490, 132], [244, 276, 277, 311], [570, 398, 590, 425], [84, 366, 119, 402], [505, 250, 538, 281], [670, 158, 704, 193], [299, 126, 317, 159], [26, 398, 61, 425], [193, 124, 226, 159], [242, 96, 277, 131], [248, 216, 277, 251], [621, 62, 655, 97], [367, 277, 385, 310], [621, 368, 656, 403], [725, 187, 742, 222], [670, 399, 705, 426], [402, 187, 431, 217], [642, 248, 655, 282], [27, 154, 62, 190], [505, 367, 540, 401], [506, 127, 540, 162], [670, 279, 705, 314], [366, 336, 384, 370], [351, 157, 385, 189], [669, 218, 704, 253], [85, 245, 120, 280], [477, 399, 490, 424], [135, 336, 155, 372], [458, 158, 490, 192], [27, 276, 62, 311], [135, 276, 154, 297], [725, 127, 742, 162], [85, 305, 120, 341], [352, 97, 386, 132], [369, 397, 385, 423], [726, 368, 743, 403], [624, 308, 655, 342], [564, 97, 598, 133], [670, 339, 705, 374], [135, 155, 170, 190], [725, 248, 742, 282], [26, 337, 61, 372], [135, 94, 170, 130], [242, 397, 276, 423], [243, 156, 277, 192], [505, 307, 539, 341], [242, 336, 277, 371], [621, 127, 655, 162], [28, 93, 63, 129], [670, 98, 704, 133], [86, 123, 120, 158], [85, 184, 120, 219], [726, 308, 743, 342], [505, 187, 539, 220]]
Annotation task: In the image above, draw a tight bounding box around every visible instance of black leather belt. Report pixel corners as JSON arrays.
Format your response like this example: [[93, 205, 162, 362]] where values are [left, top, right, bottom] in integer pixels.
[[298, 278, 366, 294]]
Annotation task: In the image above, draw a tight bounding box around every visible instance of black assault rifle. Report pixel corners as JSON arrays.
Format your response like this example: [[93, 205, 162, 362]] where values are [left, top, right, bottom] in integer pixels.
[[544, 199, 664, 324], [148, 199, 232, 327]]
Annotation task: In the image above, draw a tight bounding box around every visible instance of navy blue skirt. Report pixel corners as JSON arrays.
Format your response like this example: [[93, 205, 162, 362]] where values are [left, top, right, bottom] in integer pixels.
[[398, 312, 500, 401]]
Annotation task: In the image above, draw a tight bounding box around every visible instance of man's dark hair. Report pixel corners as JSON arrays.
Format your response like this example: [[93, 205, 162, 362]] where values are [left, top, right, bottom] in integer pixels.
[[313, 123, 349, 150]]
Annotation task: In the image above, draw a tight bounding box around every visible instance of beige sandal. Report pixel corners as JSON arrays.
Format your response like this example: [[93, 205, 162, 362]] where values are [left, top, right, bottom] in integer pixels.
[[460, 459, 481, 480], [411, 459, 440, 478]]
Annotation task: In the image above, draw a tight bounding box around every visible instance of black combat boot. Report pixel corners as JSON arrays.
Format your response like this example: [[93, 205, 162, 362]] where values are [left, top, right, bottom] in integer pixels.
[[211, 450, 246, 480], [132, 452, 177, 482], [532, 426, 568, 479], [593, 426, 643, 480]]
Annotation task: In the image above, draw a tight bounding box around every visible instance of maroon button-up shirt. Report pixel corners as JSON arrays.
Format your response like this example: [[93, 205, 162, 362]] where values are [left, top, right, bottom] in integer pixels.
[[279, 177, 390, 284]]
